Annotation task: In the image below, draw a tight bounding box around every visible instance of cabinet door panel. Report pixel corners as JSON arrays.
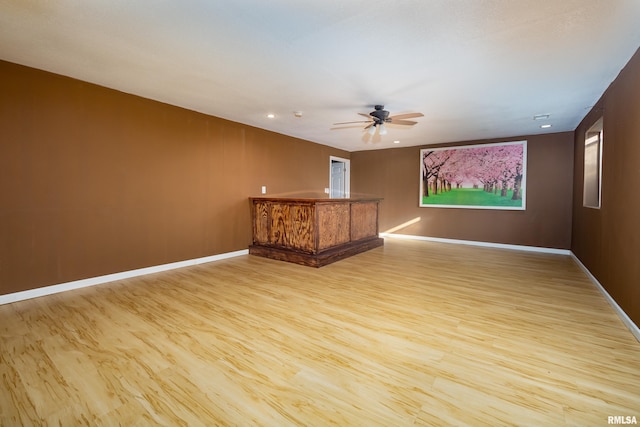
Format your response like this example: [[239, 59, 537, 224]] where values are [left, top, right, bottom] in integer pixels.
[[317, 203, 350, 250], [270, 203, 315, 252], [350, 202, 378, 241], [253, 201, 270, 244]]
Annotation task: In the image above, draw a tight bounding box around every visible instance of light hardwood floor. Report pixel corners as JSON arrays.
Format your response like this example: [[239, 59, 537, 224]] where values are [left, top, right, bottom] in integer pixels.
[[1, 238, 639, 426]]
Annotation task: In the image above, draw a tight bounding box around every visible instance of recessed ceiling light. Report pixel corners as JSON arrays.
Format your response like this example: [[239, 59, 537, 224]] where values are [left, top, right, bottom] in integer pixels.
[[393, 140, 400, 144], [266, 113, 275, 119], [533, 114, 550, 120], [540, 124, 552, 128]]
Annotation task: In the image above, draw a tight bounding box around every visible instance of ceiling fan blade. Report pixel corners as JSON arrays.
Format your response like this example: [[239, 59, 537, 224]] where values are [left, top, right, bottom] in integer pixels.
[[358, 113, 374, 120], [333, 120, 373, 125], [388, 112, 424, 120], [387, 119, 418, 126], [330, 125, 365, 130], [363, 123, 375, 130]]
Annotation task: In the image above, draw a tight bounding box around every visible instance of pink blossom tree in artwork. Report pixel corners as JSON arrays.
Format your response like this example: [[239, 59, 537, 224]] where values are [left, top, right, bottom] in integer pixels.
[[495, 144, 524, 200], [422, 150, 452, 197], [483, 147, 503, 193]]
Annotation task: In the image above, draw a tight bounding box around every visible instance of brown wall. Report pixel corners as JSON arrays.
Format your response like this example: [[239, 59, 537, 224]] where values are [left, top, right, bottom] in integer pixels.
[[351, 132, 574, 249], [572, 48, 640, 325], [0, 60, 349, 296]]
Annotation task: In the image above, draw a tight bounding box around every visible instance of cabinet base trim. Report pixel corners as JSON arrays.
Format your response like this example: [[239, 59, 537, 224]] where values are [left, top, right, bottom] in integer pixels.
[[249, 237, 384, 267]]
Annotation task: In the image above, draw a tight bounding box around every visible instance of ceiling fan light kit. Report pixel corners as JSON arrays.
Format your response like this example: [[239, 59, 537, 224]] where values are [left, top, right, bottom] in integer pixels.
[[334, 105, 423, 137]]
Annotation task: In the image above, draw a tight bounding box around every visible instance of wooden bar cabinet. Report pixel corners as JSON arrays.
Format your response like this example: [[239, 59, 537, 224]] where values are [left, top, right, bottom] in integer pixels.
[[249, 196, 383, 267]]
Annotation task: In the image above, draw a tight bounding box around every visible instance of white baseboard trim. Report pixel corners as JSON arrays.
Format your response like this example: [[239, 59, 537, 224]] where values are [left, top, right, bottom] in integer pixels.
[[379, 233, 571, 255], [570, 253, 640, 342], [0, 249, 249, 306]]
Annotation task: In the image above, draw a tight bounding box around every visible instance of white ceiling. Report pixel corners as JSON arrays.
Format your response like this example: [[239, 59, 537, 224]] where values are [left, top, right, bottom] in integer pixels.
[[1, 1, 639, 152]]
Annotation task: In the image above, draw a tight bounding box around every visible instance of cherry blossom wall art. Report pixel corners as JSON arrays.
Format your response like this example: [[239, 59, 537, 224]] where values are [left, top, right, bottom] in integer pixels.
[[420, 140, 527, 210]]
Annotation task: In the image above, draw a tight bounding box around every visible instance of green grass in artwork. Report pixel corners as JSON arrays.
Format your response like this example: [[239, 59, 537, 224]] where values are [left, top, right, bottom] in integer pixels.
[[422, 188, 523, 207]]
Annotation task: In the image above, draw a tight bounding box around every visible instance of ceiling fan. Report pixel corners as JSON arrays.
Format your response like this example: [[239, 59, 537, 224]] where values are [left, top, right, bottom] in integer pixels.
[[334, 105, 424, 135]]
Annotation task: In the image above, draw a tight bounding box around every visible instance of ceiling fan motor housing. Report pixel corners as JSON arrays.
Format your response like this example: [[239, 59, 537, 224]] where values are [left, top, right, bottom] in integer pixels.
[[370, 105, 389, 122]]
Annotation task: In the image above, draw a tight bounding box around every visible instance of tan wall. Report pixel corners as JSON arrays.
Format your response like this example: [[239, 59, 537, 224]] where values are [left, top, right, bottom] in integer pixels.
[[572, 48, 640, 325], [0, 60, 349, 296], [351, 132, 574, 249]]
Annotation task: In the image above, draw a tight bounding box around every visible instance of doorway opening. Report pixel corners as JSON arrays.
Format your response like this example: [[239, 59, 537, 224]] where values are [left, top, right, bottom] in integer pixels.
[[329, 156, 350, 198]]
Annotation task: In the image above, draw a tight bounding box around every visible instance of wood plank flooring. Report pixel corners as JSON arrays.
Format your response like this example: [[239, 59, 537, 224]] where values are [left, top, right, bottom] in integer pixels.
[[1, 238, 639, 426]]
